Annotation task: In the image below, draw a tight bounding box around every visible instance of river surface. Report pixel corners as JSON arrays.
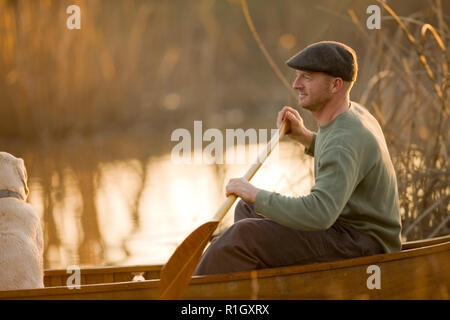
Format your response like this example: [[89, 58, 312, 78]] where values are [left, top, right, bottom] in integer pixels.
[[22, 138, 313, 269]]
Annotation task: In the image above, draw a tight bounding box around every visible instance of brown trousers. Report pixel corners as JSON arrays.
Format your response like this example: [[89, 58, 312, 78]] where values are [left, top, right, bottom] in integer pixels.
[[194, 200, 383, 275]]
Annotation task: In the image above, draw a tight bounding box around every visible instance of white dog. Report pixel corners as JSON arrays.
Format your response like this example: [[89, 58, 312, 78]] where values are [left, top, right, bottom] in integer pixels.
[[0, 152, 44, 290]]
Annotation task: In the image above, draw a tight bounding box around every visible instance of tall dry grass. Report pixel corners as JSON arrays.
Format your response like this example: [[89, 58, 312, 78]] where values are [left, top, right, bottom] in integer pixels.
[[0, 0, 296, 143], [0, 0, 158, 140]]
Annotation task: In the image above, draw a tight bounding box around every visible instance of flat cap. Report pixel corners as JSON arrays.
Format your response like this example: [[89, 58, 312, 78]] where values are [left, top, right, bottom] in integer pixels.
[[286, 41, 358, 82]]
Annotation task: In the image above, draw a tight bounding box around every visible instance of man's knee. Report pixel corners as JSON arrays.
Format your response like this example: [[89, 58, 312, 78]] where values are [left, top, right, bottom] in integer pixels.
[[195, 219, 264, 275], [223, 218, 264, 251], [205, 219, 257, 256]]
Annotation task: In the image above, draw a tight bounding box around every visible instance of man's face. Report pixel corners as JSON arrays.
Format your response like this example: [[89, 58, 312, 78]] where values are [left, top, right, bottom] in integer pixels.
[[292, 70, 334, 112]]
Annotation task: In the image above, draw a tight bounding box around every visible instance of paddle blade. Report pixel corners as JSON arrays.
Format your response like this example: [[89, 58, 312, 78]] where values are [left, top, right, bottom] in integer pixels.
[[158, 221, 219, 300]]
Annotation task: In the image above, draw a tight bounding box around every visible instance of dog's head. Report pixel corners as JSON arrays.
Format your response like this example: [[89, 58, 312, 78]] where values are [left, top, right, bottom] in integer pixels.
[[0, 152, 29, 201]]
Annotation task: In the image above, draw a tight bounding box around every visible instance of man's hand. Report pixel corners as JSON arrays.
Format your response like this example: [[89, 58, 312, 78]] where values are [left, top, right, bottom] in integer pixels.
[[225, 178, 261, 204], [277, 106, 314, 148]]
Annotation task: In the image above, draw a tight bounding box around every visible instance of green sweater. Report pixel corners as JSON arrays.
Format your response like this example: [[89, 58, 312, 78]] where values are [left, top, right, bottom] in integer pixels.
[[255, 102, 402, 253]]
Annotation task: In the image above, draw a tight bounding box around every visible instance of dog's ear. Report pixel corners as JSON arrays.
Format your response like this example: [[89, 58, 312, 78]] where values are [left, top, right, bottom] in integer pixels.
[[16, 158, 29, 198]]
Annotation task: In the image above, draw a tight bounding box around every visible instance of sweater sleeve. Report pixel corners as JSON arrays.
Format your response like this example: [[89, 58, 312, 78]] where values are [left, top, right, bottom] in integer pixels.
[[254, 145, 359, 231]]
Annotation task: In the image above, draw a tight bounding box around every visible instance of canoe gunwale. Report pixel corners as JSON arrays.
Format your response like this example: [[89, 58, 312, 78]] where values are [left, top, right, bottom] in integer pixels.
[[400, 234, 450, 250], [44, 264, 163, 276]]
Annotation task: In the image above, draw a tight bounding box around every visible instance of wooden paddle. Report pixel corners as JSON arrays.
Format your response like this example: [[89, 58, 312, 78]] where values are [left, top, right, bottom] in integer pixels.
[[158, 122, 288, 299]]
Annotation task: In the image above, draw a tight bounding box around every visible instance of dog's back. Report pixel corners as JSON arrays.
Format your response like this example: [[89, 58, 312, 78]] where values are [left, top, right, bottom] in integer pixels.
[[0, 198, 44, 290], [0, 152, 44, 290]]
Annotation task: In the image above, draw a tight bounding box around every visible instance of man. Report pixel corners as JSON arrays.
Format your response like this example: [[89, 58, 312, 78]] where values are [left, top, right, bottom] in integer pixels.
[[194, 41, 402, 275]]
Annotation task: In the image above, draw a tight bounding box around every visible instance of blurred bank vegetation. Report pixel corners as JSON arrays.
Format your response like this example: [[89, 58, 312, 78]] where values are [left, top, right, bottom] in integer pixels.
[[0, 0, 448, 243]]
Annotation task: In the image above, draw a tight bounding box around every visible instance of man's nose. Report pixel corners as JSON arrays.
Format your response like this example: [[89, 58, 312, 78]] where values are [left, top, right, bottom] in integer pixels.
[[292, 76, 303, 90]]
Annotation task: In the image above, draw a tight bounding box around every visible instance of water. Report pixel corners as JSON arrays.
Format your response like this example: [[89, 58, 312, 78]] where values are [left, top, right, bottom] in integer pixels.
[[23, 139, 313, 269]]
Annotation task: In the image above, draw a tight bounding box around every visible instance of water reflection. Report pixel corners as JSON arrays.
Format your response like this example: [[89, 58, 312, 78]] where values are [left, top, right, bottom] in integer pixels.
[[26, 140, 312, 269]]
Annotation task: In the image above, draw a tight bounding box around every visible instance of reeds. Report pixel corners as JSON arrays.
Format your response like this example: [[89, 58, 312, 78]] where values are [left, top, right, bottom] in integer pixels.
[[0, 0, 299, 143]]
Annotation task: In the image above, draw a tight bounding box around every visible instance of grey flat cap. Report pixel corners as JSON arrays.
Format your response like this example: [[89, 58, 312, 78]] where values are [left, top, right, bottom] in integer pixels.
[[286, 41, 358, 82]]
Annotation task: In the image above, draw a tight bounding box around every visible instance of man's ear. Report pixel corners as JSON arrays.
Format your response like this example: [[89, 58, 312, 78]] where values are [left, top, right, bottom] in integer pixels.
[[330, 77, 344, 93]]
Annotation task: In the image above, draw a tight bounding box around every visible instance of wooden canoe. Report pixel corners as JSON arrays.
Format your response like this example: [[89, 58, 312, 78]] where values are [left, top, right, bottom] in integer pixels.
[[0, 235, 449, 299]]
